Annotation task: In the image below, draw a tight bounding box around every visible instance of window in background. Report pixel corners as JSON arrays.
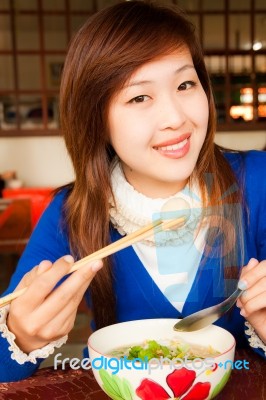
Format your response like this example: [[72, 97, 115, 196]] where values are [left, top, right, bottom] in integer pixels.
[[0, 0, 96, 136], [183, 0, 266, 130]]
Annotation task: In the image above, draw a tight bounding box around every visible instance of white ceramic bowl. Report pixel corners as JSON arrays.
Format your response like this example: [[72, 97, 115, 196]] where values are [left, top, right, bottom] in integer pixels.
[[88, 319, 235, 400]]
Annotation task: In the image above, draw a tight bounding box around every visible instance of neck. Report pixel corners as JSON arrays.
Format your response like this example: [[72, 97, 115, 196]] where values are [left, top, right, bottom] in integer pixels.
[[122, 164, 188, 199]]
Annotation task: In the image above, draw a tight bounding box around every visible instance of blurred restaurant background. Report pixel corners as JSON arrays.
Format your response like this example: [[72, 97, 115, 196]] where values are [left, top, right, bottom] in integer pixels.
[[0, 0, 265, 189], [0, 0, 265, 366]]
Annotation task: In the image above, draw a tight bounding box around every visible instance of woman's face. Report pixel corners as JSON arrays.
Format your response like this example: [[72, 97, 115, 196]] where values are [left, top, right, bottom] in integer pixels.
[[108, 50, 209, 198]]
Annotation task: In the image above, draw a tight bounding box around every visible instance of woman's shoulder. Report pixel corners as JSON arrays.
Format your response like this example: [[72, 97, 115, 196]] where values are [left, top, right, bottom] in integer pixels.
[[224, 148, 266, 163], [33, 185, 72, 231], [223, 150, 266, 213], [241, 149, 266, 171], [224, 150, 266, 181], [46, 185, 72, 214]]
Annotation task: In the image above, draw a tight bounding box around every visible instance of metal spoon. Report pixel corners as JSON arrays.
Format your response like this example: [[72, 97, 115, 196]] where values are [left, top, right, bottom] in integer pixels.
[[173, 287, 244, 332]]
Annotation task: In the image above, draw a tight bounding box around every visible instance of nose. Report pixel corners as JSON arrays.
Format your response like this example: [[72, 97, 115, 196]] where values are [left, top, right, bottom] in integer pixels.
[[158, 95, 186, 131]]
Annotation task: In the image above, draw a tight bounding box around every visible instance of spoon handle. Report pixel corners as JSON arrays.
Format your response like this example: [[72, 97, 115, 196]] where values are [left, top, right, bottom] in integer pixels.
[[174, 288, 244, 332]]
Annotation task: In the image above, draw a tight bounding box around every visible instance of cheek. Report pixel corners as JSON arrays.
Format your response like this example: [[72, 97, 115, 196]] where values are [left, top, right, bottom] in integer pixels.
[[108, 108, 123, 148], [191, 92, 209, 131], [109, 110, 149, 150], [108, 118, 137, 158]]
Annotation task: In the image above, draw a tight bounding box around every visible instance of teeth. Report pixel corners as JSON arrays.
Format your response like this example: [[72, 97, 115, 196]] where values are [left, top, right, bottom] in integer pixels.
[[158, 139, 188, 151]]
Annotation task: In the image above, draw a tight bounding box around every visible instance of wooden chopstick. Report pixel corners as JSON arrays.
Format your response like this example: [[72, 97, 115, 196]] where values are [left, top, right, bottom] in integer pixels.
[[0, 216, 185, 308]]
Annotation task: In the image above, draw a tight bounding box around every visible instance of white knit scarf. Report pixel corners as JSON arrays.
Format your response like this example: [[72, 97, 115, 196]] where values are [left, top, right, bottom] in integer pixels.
[[109, 161, 203, 246]]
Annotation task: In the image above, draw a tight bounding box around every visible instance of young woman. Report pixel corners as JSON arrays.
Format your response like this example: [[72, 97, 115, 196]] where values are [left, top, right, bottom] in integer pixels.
[[0, 1, 265, 382]]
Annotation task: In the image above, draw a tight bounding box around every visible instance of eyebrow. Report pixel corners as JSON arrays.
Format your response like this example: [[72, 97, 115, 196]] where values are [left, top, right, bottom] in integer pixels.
[[125, 64, 195, 88]]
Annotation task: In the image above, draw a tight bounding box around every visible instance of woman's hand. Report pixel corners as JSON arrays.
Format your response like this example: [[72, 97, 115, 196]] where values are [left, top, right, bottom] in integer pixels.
[[6, 255, 103, 353], [237, 258, 266, 343]]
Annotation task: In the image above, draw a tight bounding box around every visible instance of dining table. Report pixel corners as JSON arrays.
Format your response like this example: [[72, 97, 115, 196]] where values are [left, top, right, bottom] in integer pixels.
[[0, 347, 264, 400]]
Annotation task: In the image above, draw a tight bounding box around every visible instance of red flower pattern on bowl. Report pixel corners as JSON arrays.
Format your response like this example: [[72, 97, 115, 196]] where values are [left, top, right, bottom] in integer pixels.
[[136, 368, 211, 400]]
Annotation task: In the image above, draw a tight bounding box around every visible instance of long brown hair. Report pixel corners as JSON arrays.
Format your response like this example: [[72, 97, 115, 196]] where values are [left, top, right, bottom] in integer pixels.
[[60, 1, 243, 329]]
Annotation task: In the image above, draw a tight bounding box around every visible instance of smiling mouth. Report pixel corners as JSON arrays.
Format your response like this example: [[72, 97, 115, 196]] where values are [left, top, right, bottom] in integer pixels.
[[153, 135, 191, 159], [154, 138, 188, 151]]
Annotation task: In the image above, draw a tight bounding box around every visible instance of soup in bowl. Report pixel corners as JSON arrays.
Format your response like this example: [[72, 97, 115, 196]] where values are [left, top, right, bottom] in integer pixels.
[[88, 318, 235, 400]]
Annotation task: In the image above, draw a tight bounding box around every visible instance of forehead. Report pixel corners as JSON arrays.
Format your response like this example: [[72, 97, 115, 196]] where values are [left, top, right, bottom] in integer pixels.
[[125, 49, 194, 84]]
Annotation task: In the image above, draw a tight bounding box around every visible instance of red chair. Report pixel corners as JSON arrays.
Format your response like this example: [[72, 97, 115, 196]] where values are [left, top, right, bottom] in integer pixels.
[[3, 188, 53, 229], [0, 200, 13, 229]]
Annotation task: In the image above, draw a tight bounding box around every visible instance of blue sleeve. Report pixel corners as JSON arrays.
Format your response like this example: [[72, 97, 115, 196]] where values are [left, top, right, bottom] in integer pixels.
[[223, 151, 266, 359], [226, 150, 266, 261], [242, 151, 266, 359], [2, 190, 71, 296], [0, 190, 71, 382], [249, 152, 266, 261], [243, 150, 266, 261], [0, 334, 44, 382]]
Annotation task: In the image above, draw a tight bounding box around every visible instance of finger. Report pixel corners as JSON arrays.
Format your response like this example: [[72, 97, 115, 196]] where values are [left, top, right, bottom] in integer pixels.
[[33, 304, 78, 342], [238, 291, 266, 317], [37, 260, 53, 275], [238, 276, 266, 306], [14, 261, 52, 291], [14, 268, 38, 291], [243, 258, 259, 272], [238, 259, 264, 291], [33, 259, 103, 323], [18, 255, 75, 312], [236, 298, 243, 308], [239, 258, 259, 281]]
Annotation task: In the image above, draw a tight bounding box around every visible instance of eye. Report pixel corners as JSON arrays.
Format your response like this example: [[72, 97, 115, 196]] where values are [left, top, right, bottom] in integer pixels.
[[129, 95, 149, 103], [178, 81, 196, 91]]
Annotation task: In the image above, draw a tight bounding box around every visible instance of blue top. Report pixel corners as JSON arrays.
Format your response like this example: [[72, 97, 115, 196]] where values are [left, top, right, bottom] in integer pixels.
[[1, 150, 266, 382]]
